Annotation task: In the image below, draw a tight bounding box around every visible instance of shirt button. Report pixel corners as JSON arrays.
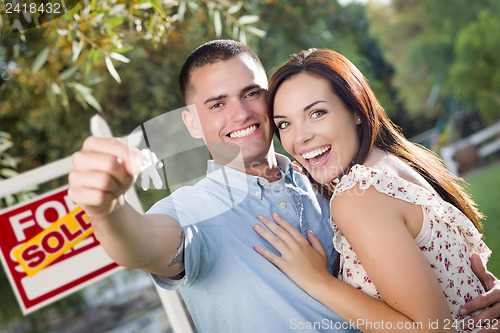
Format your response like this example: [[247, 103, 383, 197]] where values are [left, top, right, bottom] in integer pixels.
[[255, 191, 261, 197], [258, 179, 266, 186], [279, 202, 287, 208]]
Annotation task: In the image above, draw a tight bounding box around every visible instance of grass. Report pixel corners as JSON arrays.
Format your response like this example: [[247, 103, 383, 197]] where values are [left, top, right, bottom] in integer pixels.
[[466, 162, 500, 277]]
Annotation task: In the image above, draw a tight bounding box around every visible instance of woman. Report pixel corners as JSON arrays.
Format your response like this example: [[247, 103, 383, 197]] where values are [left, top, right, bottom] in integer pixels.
[[253, 48, 491, 332]]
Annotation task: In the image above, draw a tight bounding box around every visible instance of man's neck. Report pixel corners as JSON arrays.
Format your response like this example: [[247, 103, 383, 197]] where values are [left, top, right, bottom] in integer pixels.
[[215, 149, 282, 182], [243, 160, 281, 182]]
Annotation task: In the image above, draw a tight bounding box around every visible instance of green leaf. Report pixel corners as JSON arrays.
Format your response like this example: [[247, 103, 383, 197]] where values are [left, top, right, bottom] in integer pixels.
[[148, 0, 166, 17], [105, 56, 122, 84], [59, 84, 70, 111], [109, 4, 126, 16], [82, 93, 103, 112], [73, 83, 103, 112], [228, 2, 242, 15], [238, 15, 259, 25], [178, 0, 186, 21], [72, 40, 84, 63], [0, 139, 13, 153], [59, 66, 79, 81], [232, 25, 239, 39], [110, 52, 130, 63], [1, 168, 18, 178], [239, 29, 247, 44], [32, 47, 50, 73], [246, 26, 266, 38], [214, 9, 222, 37], [4, 195, 15, 207]]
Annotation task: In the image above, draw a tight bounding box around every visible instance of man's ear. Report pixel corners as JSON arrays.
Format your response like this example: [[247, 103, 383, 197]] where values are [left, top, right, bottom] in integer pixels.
[[182, 108, 203, 139]]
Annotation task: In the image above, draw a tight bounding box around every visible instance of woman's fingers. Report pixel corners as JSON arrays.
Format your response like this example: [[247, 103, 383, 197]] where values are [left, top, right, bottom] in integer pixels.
[[253, 220, 288, 254], [253, 244, 283, 268], [271, 213, 307, 243], [307, 230, 327, 257]]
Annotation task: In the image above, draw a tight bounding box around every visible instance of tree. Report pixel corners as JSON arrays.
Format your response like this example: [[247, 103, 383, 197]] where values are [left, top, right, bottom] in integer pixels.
[[449, 9, 500, 124], [368, 0, 499, 135]]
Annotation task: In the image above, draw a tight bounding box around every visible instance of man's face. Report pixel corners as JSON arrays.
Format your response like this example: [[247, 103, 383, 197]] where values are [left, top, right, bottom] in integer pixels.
[[184, 55, 272, 168]]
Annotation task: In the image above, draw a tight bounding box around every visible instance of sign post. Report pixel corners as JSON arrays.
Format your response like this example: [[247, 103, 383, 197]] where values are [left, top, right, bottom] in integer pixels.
[[0, 115, 193, 332]]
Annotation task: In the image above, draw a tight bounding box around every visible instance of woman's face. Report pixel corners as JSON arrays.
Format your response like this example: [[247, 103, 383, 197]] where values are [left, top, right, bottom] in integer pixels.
[[273, 72, 361, 184]]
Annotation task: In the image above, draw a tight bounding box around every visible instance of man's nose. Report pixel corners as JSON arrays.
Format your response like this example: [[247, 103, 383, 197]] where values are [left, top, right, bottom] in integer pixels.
[[229, 99, 251, 122]]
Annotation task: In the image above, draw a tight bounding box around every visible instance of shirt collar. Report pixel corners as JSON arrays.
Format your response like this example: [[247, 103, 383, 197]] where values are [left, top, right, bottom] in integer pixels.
[[205, 154, 295, 192]]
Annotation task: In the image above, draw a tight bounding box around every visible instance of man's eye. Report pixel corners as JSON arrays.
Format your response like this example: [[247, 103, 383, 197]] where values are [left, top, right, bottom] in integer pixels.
[[277, 121, 290, 130], [245, 90, 261, 98], [210, 102, 223, 109]]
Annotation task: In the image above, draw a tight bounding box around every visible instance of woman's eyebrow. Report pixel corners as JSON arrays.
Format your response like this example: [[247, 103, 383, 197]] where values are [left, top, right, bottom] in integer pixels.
[[273, 100, 327, 119], [304, 100, 326, 111]]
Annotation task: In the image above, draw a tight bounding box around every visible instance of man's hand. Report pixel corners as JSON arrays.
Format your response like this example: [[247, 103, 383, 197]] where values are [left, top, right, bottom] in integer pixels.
[[460, 253, 500, 332], [68, 136, 144, 218]]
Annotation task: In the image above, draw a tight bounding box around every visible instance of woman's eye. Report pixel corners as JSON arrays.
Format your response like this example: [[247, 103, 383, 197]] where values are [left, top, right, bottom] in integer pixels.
[[276, 121, 290, 130], [311, 110, 326, 118]]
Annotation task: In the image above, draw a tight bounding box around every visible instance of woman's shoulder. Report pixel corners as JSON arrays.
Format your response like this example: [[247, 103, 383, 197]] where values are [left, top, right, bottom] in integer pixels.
[[332, 153, 440, 212]]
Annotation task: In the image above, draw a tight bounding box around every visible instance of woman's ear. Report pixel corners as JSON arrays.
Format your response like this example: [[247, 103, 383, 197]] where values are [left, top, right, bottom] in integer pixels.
[[355, 113, 362, 125], [182, 108, 203, 139]]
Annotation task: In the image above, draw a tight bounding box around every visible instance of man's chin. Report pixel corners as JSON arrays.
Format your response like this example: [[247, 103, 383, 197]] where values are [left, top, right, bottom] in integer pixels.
[[208, 139, 271, 166]]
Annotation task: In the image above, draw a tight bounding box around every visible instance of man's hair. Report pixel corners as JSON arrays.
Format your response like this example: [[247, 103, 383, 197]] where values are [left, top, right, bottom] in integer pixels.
[[179, 39, 263, 101]]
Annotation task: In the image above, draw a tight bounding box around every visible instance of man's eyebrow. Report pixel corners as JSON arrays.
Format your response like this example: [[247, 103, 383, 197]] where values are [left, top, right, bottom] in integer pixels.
[[241, 84, 262, 94], [204, 95, 227, 105]]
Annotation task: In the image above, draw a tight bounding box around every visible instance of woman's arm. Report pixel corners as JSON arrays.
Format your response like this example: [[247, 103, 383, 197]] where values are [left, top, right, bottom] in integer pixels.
[[254, 185, 453, 333]]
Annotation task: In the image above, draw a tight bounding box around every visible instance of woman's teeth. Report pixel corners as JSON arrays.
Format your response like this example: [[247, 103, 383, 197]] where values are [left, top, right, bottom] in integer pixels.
[[301, 146, 330, 160]]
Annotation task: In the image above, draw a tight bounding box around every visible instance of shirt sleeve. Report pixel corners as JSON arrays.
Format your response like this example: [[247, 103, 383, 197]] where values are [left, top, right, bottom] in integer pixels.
[[146, 187, 222, 289]]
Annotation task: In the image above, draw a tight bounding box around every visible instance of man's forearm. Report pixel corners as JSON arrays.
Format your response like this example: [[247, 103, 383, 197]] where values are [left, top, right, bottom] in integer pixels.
[[89, 197, 185, 276]]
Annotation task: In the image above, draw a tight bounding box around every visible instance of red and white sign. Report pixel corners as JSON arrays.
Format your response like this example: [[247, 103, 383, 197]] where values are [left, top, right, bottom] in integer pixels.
[[0, 186, 121, 314]]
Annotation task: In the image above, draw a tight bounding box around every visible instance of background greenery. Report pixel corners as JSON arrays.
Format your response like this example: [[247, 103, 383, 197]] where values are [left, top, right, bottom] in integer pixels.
[[1, 0, 499, 330], [466, 163, 500, 278]]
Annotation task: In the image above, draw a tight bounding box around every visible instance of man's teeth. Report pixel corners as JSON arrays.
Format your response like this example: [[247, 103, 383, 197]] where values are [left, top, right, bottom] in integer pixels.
[[301, 146, 330, 159], [229, 125, 257, 138]]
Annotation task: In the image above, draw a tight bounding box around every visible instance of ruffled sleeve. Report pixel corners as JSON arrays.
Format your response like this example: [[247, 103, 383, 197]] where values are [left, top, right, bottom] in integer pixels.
[[331, 164, 491, 267]]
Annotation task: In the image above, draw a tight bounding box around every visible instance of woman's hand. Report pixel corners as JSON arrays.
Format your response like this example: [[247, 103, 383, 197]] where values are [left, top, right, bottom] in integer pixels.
[[253, 212, 332, 297]]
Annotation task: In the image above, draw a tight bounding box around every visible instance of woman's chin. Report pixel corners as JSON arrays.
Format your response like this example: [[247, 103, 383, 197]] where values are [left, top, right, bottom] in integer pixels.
[[310, 173, 336, 185]]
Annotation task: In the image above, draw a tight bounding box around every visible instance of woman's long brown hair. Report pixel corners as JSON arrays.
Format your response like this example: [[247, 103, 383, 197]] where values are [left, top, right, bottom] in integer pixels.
[[267, 49, 483, 232]]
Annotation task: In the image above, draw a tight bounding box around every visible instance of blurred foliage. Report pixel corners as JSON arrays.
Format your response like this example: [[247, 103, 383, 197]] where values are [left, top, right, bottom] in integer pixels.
[[368, 0, 500, 137], [448, 9, 500, 124], [254, 0, 411, 135], [0, 131, 38, 208]]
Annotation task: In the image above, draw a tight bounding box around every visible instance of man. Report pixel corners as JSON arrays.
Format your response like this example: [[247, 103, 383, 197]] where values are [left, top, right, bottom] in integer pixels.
[[69, 40, 500, 332]]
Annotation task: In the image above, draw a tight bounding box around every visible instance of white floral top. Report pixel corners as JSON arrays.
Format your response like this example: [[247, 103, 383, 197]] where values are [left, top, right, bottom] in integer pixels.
[[331, 164, 491, 330]]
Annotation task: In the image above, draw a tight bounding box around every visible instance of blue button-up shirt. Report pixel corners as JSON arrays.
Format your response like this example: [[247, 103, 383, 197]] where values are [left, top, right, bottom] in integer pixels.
[[148, 154, 360, 333]]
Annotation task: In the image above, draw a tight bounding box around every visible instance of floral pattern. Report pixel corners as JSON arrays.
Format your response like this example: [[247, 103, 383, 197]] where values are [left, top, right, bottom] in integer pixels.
[[331, 164, 491, 331]]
